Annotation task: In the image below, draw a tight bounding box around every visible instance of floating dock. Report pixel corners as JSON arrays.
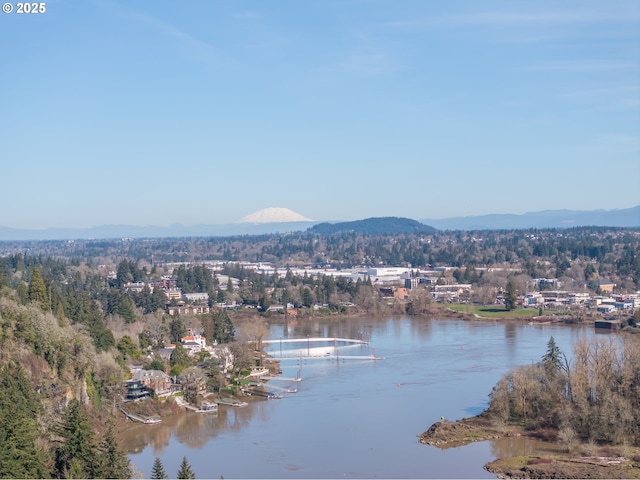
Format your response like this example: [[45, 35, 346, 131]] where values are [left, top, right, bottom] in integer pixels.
[[216, 397, 249, 407], [194, 401, 218, 413], [120, 408, 161, 424]]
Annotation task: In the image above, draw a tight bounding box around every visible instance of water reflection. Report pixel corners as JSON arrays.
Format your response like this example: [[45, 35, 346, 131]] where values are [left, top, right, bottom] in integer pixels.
[[120, 403, 267, 455], [504, 322, 517, 359], [491, 436, 564, 459], [123, 316, 593, 479]]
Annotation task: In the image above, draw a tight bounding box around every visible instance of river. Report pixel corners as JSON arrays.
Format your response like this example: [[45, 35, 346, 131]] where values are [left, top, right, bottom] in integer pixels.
[[122, 316, 596, 478]]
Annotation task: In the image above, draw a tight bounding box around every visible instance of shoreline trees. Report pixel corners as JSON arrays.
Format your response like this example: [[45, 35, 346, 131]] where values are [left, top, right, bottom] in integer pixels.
[[487, 336, 640, 446]]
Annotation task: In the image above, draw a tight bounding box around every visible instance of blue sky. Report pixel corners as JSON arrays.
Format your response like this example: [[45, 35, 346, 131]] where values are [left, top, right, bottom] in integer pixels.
[[1, 0, 638, 229]]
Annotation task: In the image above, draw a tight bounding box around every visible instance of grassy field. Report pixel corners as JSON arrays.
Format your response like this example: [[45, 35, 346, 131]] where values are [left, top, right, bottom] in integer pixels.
[[445, 303, 551, 318]]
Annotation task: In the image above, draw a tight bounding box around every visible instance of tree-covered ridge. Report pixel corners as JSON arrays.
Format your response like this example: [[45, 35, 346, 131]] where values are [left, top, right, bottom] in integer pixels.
[[309, 217, 437, 235], [0, 291, 132, 478]]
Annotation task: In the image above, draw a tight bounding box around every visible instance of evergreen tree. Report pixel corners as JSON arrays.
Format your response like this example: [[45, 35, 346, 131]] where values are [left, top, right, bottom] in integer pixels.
[[213, 309, 235, 344], [55, 301, 68, 327], [16, 282, 28, 305], [177, 456, 196, 479], [170, 343, 191, 375], [115, 294, 137, 323], [170, 316, 187, 343], [151, 457, 168, 479], [541, 336, 563, 374], [150, 287, 168, 313], [216, 289, 225, 304], [94, 421, 133, 479], [504, 280, 517, 311], [0, 366, 48, 479], [28, 266, 49, 312], [53, 399, 98, 478], [63, 288, 115, 351]]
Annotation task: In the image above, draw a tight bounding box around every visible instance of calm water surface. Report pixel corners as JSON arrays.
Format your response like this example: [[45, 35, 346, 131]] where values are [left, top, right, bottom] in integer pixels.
[[122, 316, 595, 478]]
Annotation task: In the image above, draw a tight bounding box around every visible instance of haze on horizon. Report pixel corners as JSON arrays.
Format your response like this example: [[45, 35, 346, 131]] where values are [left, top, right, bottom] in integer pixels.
[[1, 1, 638, 230]]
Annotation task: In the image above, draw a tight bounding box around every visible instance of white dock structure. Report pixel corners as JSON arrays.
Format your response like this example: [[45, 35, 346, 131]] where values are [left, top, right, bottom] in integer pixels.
[[262, 337, 369, 346], [120, 409, 161, 424], [262, 336, 383, 361]]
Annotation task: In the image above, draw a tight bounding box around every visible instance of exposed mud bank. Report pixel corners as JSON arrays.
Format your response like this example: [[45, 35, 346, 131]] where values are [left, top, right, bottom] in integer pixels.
[[419, 415, 640, 479]]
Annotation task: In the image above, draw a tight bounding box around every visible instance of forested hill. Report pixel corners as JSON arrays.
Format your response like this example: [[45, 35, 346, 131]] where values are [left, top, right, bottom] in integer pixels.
[[308, 217, 437, 235]]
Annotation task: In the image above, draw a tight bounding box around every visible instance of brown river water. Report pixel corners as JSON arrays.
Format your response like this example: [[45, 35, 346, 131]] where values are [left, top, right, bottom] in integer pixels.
[[121, 316, 594, 478]]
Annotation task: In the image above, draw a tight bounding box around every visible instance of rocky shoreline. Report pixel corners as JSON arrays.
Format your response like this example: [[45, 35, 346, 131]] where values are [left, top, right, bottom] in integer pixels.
[[419, 414, 640, 479]]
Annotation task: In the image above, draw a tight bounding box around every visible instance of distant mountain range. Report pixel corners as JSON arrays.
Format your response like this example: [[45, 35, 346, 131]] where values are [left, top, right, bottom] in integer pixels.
[[0, 206, 637, 241], [421, 206, 640, 231]]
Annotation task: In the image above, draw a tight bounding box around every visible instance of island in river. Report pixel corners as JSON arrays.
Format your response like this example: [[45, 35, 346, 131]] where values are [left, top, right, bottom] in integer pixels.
[[420, 413, 640, 478], [417, 325, 640, 479]]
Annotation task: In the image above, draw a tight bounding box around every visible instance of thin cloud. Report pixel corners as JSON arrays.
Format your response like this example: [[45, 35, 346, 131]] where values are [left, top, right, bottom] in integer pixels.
[[386, 8, 640, 29], [561, 85, 640, 111], [313, 51, 396, 80], [92, 0, 217, 55], [232, 10, 262, 20], [562, 85, 639, 98], [526, 60, 638, 72]]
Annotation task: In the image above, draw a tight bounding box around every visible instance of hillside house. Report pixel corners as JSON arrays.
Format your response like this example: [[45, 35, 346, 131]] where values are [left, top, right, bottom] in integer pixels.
[[599, 281, 616, 293], [181, 329, 208, 354], [130, 368, 173, 396]]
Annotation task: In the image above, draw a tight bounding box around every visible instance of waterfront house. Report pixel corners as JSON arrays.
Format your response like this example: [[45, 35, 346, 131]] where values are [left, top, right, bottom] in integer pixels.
[[130, 368, 174, 396], [125, 379, 150, 401]]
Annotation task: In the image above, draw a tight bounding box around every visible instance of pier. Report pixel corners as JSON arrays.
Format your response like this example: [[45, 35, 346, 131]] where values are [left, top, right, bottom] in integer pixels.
[[120, 408, 161, 424], [264, 354, 384, 361], [262, 337, 369, 346], [216, 398, 248, 407], [263, 335, 383, 362]]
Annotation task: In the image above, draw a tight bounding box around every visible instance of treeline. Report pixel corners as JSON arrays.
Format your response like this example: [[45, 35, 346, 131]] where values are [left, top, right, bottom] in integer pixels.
[[1, 227, 637, 289], [487, 336, 640, 447]]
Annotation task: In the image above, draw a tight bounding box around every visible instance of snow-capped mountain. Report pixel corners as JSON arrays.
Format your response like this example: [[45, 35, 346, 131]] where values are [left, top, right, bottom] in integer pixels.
[[238, 207, 313, 224]]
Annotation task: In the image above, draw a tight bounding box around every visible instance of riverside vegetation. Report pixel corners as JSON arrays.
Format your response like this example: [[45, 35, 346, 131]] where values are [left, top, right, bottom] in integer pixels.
[[420, 336, 640, 478]]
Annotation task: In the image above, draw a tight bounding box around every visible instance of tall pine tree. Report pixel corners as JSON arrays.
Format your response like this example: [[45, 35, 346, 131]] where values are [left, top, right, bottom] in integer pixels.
[[28, 266, 49, 312], [177, 456, 196, 479], [504, 280, 517, 311], [0, 366, 48, 478], [53, 399, 98, 478], [151, 457, 168, 479], [94, 420, 133, 479]]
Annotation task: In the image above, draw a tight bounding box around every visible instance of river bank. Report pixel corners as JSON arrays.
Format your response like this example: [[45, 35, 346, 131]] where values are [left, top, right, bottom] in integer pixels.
[[419, 414, 640, 478]]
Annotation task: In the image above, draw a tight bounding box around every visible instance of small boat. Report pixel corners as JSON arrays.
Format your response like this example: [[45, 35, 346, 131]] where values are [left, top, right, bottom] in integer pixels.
[[144, 416, 162, 424]]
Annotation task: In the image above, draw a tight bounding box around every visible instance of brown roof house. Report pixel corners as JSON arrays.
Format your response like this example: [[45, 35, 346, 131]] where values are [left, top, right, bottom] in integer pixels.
[[598, 281, 616, 293]]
